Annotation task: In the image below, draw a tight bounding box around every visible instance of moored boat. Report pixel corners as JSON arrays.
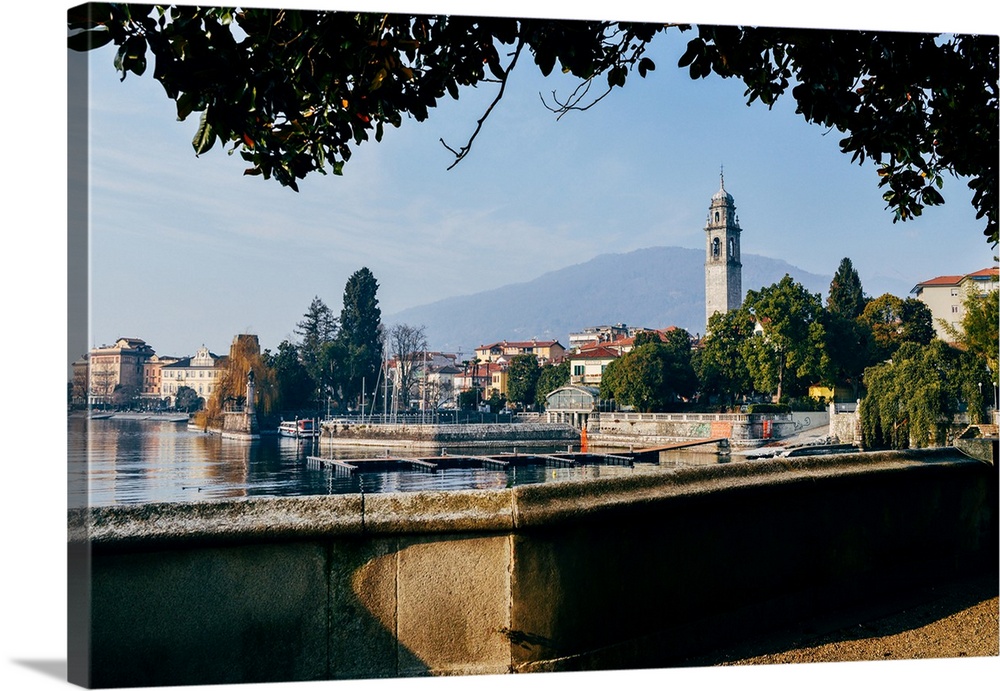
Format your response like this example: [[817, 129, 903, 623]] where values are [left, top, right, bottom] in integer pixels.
[[278, 418, 320, 438]]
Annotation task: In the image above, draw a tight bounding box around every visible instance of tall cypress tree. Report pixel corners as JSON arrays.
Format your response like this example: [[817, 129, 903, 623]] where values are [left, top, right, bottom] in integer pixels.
[[827, 257, 867, 319], [337, 268, 384, 409]]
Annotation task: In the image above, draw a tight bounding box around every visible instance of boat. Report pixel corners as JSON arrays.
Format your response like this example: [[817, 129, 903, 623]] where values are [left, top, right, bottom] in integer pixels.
[[278, 418, 320, 438]]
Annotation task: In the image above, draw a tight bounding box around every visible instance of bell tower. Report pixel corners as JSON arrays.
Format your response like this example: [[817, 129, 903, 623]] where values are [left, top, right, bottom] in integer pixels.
[[704, 169, 743, 330]]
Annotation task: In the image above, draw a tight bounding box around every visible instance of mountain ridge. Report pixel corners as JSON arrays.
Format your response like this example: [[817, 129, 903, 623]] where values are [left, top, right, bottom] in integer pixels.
[[386, 246, 907, 353]]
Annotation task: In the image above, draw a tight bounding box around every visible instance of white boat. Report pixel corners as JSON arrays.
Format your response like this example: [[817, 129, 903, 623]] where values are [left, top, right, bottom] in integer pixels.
[[278, 418, 320, 438]]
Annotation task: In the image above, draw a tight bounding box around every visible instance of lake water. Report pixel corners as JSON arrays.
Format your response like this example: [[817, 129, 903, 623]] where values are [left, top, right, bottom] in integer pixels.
[[68, 415, 727, 507]]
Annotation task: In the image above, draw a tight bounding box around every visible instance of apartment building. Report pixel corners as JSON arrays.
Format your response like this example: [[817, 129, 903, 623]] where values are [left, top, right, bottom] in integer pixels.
[[911, 267, 999, 340]]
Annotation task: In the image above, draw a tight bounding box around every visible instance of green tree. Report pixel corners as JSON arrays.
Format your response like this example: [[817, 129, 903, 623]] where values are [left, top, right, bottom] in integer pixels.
[[740, 275, 828, 401], [174, 385, 201, 412], [820, 310, 873, 400], [826, 257, 867, 319], [942, 287, 999, 423], [600, 336, 696, 412], [631, 330, 661, 347], [695, 308, 755, 407], [506, 354, 540, 410], [951, 288, 999, 379], [336, 267, 384, 409], [267, 339, 313, 412], [859, 293, 935, 362], [458, 388, 480, 412], [295, 296, 338, 404], [659, 328, 699, 399], [111, 384, 140, 409], [535, 360, 571, 409], [861, 340, 962, 449], [69, 7, 996, 242]]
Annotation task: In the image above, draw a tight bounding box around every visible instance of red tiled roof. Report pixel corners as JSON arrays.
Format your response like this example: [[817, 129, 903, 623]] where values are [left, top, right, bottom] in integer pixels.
[[912, 267, 998, 293], [915, 275, 964, 288], [570, 346, 621, 360]]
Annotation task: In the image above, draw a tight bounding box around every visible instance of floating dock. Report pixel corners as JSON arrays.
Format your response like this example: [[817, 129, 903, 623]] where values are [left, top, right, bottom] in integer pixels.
[[307, 450, 642, 475]]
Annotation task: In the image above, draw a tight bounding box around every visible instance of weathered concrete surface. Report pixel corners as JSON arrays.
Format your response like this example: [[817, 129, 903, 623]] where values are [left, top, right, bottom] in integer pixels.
[[69, 448, 997, 687]]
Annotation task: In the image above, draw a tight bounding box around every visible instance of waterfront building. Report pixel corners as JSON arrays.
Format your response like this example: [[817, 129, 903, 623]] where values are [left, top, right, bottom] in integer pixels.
[[160, 346, 225, 407], [704, 171, 743, 331], [544, 385, 601, 429], [87, 337, 155, 406], [565, 328, 682, 387], [142, 354, 181, 403], [910, 267, 999, 341], [474, 339, 566, 365], [568, 345, 622, 386]]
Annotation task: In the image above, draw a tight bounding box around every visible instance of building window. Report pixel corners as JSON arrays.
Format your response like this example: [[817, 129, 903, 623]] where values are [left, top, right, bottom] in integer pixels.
[[951, 305, 960, 313], [712, 237, 721, 257], [573, 365, 584, 376], [951, 288, 960, 296]]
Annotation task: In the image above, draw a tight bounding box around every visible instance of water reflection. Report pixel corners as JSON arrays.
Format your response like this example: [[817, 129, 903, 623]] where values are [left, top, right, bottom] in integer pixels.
[[68, 415, 729, 507]]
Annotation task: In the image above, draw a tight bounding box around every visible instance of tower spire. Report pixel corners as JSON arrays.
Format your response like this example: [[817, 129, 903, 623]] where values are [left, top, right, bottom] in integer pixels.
[[720, 164, 725, 190]]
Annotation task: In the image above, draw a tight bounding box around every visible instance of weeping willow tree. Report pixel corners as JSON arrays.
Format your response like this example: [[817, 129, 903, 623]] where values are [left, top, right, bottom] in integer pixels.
[[860, 340, 962, 449], [198, 334, 277, 428]]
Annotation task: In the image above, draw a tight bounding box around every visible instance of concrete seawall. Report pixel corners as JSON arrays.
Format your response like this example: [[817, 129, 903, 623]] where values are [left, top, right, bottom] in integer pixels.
[[320, 421, 581, 448], [68, 448, 997, 688], [587, 411, 829, 448]]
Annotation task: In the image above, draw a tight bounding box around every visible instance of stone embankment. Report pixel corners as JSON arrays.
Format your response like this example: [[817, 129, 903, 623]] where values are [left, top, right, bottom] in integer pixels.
[[321, 421, 581, 448]]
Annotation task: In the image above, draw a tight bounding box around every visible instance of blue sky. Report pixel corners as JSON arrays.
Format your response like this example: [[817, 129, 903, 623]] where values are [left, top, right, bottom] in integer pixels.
[[77, 2, 996, 359]]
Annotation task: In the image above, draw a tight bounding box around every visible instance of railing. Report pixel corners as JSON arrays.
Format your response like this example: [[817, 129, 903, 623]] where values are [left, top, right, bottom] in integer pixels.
[[323, 411, 531, 426], [831, 402, 858, 413], [597, 412, 755, 423]]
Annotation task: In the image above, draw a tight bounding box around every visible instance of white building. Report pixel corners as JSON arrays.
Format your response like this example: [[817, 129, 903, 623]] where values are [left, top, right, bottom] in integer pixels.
[[910, 267, 999, 341], [160, 346, 225, 407]]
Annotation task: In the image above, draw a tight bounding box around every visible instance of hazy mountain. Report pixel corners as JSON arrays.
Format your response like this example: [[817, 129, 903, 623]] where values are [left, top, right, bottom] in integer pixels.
[[385, 246, 908, 353]]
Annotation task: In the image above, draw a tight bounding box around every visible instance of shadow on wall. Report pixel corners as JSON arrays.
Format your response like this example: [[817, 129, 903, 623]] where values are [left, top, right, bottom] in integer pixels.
[[89, 539, 431, 687]]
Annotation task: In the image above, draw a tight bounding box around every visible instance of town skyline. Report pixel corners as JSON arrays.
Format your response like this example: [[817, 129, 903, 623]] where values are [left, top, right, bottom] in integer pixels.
[[76, 2, 996, 361]]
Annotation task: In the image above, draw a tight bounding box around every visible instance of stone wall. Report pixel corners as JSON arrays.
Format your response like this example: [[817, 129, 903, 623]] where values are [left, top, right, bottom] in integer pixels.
[[222, 410, 259, 440], [69, 448, 997, 687], [829, 406, 860, 444], [321, 421, 580, 448], [588, 411, 829, 447]]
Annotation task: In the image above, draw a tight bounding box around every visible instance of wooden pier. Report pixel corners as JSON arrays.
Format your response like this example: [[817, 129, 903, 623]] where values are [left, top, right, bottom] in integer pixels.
[[306, 449, 642, 475]]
